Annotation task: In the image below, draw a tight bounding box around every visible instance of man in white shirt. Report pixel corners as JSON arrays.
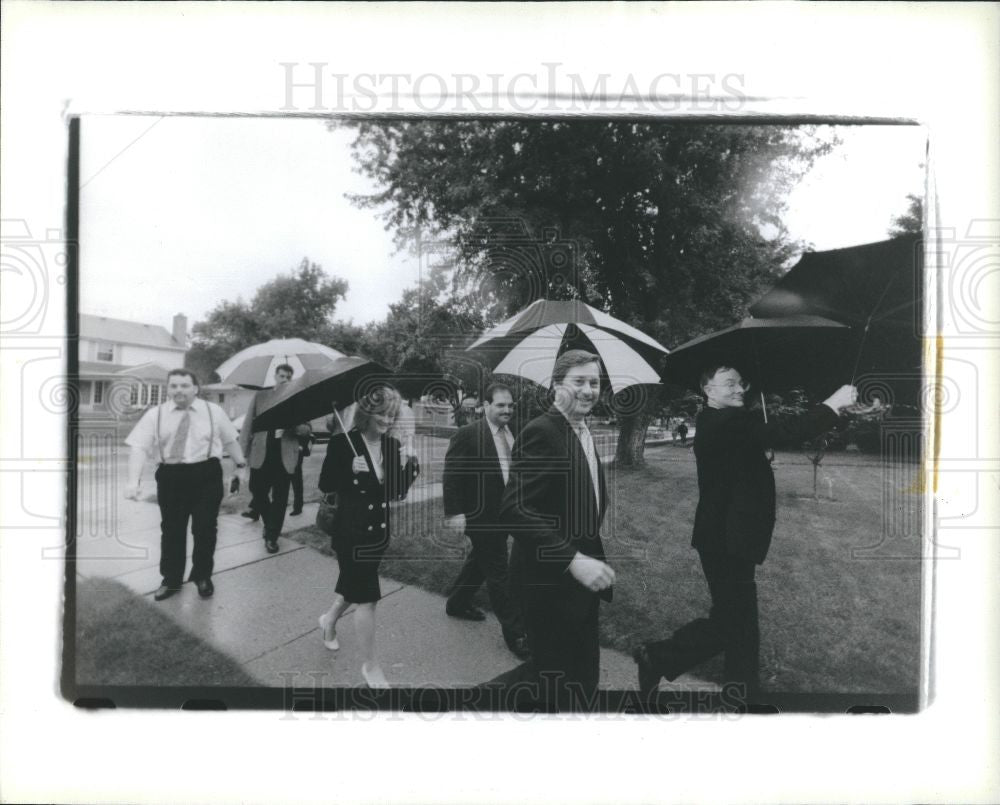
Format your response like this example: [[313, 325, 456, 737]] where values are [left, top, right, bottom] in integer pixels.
[[125, 369, 247, 600], [443, 383, 530, 660]]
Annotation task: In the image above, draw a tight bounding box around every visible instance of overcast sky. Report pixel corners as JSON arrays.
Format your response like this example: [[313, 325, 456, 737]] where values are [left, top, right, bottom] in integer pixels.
[[79, 116, 925, 332]]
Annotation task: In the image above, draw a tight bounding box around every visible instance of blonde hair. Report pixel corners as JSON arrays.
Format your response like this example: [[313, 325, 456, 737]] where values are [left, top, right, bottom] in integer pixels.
[[353, 385, 402, 433]]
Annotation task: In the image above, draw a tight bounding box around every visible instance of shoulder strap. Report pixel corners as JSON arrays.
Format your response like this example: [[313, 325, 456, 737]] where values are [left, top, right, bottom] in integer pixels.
[[156, 403, 164, 464], [206, 400, 215, 460]]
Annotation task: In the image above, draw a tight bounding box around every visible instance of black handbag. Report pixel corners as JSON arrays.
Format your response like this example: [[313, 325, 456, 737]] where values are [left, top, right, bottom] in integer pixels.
[[315, 492, 341, 549]]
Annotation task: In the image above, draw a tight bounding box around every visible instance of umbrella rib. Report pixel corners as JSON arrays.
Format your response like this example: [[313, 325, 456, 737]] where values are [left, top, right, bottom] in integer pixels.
[[850, 272, 900, 383]]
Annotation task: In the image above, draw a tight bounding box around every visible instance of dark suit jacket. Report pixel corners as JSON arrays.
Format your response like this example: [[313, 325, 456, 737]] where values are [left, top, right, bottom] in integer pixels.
[[692, 404, 840, 564], [500, 407, 611, 622], [318, 430, 419, 550], [239, 391, 304, 474], [442, 418, 508, 536]]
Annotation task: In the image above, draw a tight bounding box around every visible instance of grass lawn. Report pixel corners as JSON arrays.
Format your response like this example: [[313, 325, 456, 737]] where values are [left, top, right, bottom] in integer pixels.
[[290, 443, 923, 695], [74, 577, 258, 687]]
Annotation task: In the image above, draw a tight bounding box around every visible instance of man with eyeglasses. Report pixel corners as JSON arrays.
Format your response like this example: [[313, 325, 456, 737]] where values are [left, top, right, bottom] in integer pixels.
[[633, 365, 857, 703]]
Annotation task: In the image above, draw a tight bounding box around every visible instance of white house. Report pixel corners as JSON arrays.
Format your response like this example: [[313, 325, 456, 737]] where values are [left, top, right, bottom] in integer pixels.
[[78, 313, 188, 417]]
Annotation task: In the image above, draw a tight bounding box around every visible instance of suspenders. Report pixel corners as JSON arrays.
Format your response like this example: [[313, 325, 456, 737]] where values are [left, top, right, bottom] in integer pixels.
[[156, 400, 215, 465]]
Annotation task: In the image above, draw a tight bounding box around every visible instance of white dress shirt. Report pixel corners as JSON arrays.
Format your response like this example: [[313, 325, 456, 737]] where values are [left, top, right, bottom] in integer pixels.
[[568, 418, 601, 510], [126, 398, 238, 464]]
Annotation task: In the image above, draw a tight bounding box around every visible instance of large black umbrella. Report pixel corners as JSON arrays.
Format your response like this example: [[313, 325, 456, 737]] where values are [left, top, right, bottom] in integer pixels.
[[749, 235, 923, 402], [249, 356, 393, 433], [466, 299, 669, 394], [661, 316, 852, 405]]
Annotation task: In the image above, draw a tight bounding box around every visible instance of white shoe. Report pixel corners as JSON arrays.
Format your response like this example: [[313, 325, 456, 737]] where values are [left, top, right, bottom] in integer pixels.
[[317, 613, 340, 651], [361, 662, 389, 689]]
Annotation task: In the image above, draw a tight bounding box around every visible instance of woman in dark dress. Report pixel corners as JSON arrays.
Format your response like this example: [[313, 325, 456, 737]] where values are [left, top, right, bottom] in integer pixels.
[[317, 386, 419, 688]]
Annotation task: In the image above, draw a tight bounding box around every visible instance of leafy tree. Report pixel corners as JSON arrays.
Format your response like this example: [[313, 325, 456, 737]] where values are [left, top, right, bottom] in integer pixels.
[[187, 258, 349, 381], [359, 265, 487, 405], [889, 193, 923, 237], [343, 120, 832, 464]]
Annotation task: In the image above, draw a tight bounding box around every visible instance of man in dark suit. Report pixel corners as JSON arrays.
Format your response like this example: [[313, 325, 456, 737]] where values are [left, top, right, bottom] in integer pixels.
[[500, 350, 616, 709], [443, 383, 530, 660], [633, 364, 857, 700], [238, 363, 310, 554], [288, 424, 314, 516]]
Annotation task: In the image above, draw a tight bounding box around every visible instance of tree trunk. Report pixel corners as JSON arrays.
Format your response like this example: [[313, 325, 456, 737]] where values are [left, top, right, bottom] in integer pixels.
[[615, 413, 653, 467]]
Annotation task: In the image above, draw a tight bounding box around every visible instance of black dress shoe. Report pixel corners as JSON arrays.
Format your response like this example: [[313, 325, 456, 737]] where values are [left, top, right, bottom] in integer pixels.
[[507, 636, 532, 661], [154, 583, 181, 601], [632, 643, 662, 700], [265, 539, 279, 554], [195, 578, 214, 598], [446, 604, 486, 621], [241, 509, 260, 522], [290, 507, 303, 516]]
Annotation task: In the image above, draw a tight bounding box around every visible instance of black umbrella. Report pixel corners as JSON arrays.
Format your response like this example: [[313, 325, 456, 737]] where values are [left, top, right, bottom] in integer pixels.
[[661, 316, 852, 418], [249, 356, 394, 433], [749, 235, 923, 402]]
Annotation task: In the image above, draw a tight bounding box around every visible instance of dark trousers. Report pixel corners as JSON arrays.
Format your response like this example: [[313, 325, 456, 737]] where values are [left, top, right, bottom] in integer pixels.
[[155, 459, 223, 585], [646, 549, 760, 691], [249, 449, 291, 540], [290, 454, 304, 511], [525, 592, 601, 710], [446, 532, 525, 645]]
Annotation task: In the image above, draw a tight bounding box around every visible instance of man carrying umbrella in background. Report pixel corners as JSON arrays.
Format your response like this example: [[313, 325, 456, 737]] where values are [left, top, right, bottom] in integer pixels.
[[633, 365, 857, 702], [239, 363, 311, 554]]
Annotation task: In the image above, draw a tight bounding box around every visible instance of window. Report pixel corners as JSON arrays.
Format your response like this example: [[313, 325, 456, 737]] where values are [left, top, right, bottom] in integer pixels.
[[96, 342, 114, 362], [93, 381, 104, 405], [218, 393, 225, 405], [149, 385, 159, 405], [140, 385, 149, 406], [79, 381, 92, 405], [129, 384, 139, 406]]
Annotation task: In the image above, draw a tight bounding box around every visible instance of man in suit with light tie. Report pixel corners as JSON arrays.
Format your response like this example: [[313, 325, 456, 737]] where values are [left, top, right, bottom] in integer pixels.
[[124, 369, 247, 600], [239, 363, 310, 554], [443, 382, 531, 661], [500, 351, 616, 710]]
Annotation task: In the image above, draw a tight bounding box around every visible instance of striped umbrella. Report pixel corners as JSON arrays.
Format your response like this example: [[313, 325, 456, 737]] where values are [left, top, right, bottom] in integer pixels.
[[466, 299, 669, 394], [215, 338, 347, 388]]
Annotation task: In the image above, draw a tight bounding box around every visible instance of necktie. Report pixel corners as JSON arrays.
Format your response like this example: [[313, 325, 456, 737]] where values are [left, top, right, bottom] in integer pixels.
[[496, 426, 512, 484], [575, 424, 601, 509], [168, 407, 191, 462]]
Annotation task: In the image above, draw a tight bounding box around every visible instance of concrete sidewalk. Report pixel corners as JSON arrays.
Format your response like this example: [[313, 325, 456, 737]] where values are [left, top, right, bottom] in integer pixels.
[[75, 491, 717, 693]]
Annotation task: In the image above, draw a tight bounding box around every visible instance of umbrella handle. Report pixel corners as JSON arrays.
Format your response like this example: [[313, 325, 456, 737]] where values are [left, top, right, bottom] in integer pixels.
[[760, 390, 768, 424], [333, 408, 359, 458]]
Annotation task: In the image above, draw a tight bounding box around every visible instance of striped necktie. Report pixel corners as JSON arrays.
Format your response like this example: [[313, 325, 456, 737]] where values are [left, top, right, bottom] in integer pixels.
[[168, 407, 191, 462]]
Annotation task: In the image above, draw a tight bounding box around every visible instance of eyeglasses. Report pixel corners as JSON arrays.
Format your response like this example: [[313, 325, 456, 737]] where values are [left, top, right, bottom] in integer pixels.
[[708, 379, 749, 391]]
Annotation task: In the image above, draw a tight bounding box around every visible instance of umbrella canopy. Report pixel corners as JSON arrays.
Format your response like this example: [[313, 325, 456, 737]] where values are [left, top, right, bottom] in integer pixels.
[[249, 356, 393, 432], [661, 316, 851, 396], [466, 299, 669, 394], [749, 235, 923, 380], [215, 338, 347, 388]]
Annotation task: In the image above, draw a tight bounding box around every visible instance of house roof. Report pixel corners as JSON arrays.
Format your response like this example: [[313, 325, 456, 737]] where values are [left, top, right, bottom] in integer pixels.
[[79, 360, 130, 376], [80, 314, 185, 351], [79, 361, 172, 381], [116, 362, 172, 381]]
